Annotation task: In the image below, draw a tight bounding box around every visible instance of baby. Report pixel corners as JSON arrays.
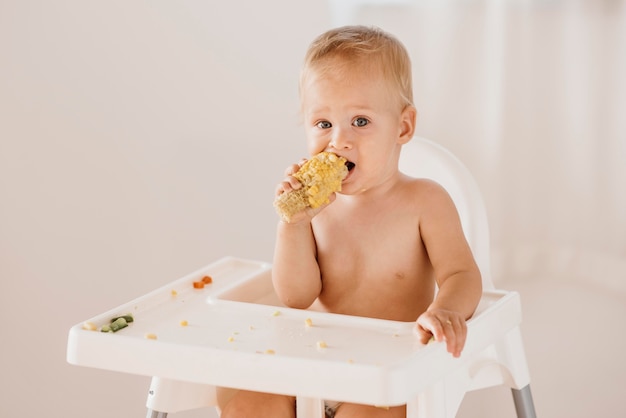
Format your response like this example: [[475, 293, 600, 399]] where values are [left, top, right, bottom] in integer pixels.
[[219, 25, 482, 418]]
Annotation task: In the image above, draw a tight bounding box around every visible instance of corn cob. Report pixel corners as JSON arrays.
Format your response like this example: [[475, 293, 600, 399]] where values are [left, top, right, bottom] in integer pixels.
[[274, 152, 348, 222]]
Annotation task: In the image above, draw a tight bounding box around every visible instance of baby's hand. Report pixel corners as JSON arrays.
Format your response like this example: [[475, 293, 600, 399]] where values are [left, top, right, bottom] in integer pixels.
[[274, 159, 336, 223], [275, 160, 306, 196], [415, 309, 467, 358]]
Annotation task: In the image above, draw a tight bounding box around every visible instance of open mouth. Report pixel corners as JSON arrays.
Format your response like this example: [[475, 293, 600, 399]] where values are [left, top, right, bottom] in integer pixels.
[[345, 161, 355, 171]]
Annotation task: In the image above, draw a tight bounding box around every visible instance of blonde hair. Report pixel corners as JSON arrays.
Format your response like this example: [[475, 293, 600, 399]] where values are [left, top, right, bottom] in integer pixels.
[[300, 25, 414, 109]]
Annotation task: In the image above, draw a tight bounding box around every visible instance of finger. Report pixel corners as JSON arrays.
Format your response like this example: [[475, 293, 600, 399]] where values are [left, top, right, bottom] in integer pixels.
[[432, 319, 446, 343], [275, 181, 290, 196], [443, 317, 467, 357], [442, 319, 458, 355], [417, 315, 444, 343], [451, 319, 467, 357], [284, 163, 303, 176], [283, 176, 303, 191], [275, 183, 283, 196], [414, 323, 433, 344], [275, 178, 301, 197]]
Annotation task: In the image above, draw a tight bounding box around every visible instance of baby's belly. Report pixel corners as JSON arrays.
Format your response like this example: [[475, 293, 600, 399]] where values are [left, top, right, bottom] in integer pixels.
[[312, 277, 434, 322]]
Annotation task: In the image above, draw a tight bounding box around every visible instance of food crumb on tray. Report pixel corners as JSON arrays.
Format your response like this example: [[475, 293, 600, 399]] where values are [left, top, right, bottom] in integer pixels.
[[100, 314, 134, 333], [193, 275, 214, 289], [82, 321, 97, 331]]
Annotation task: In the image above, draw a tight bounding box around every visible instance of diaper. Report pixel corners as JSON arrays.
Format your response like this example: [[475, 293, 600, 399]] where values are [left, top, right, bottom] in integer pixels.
[[325, 400, 342, 418]]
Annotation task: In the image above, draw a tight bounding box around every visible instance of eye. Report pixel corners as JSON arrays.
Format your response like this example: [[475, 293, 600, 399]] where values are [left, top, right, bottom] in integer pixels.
[[316, 120, 332, 129], [353, 117, 369, 127]]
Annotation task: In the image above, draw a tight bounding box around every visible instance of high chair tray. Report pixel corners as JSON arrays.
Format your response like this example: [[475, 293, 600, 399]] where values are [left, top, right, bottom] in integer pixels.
[[67, 256, 521, 406]]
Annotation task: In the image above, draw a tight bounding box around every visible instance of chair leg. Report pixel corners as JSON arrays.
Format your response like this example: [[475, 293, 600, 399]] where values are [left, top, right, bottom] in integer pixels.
[[512, 385, 536, 418], [296, 396, 325, 418], [146, 410, 167, 418]]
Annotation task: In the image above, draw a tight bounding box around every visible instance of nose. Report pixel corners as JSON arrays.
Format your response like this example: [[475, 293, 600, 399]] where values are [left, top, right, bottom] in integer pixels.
[[328, 128, 353, 150]]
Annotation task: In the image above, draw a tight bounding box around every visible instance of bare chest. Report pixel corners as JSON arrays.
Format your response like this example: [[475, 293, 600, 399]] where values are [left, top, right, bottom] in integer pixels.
[[312, 209, 434, 320]]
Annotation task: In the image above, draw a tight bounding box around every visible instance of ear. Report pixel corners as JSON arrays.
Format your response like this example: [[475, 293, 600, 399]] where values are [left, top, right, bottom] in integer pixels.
[[397, 105, 417, 145]]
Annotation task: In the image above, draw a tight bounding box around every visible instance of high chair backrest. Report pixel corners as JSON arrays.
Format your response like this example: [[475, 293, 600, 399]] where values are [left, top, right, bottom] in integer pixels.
[[399, 136, 494, 289]]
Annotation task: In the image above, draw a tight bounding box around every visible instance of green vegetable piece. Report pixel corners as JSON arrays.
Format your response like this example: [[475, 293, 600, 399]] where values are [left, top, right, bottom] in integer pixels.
[[110, 317, 128, 332], [110, 314, 134, 323], [100, 324, 112, 333]]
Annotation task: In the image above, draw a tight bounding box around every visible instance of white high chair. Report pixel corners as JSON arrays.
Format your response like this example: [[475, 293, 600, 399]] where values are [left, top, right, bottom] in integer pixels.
[[67, 136, 536, 418]]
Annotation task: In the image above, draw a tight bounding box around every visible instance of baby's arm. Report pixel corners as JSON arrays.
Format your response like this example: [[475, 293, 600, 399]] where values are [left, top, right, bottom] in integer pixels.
[[271, 162, 330, 309], [272, 220, 322, 309], [414, 181, 483, 357]]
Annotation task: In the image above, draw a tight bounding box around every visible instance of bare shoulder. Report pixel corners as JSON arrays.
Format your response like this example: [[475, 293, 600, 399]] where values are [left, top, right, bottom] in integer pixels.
[[397, 175, 461, 228], [399, 175, 454, 206]]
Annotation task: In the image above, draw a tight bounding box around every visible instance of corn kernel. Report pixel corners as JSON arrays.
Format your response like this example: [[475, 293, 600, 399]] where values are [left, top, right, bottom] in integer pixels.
[[82, 321, 97, 331]]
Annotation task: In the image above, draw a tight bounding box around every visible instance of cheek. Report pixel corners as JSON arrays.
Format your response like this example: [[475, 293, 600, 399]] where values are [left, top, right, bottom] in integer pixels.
[[305, 134, 328, 156]]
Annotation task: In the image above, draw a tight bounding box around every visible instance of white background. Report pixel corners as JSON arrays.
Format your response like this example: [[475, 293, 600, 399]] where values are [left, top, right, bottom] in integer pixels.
[[1, 1, 625, 417]]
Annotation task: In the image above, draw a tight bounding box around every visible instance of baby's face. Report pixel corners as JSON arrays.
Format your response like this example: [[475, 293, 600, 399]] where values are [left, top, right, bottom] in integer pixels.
[[300, 64, 411, 195]]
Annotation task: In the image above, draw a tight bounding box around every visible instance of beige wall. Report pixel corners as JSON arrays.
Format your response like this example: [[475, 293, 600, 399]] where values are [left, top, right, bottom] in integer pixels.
[[1, 1, 624, 417], [0, 2, 326, 417]]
